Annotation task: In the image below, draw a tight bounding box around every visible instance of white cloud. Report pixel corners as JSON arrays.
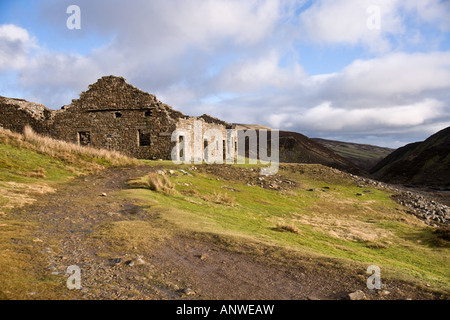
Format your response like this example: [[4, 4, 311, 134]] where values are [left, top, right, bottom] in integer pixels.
[[18, 52, 103, 107], [402, 0, 450, 32], [12, 0, 290, 107], [297, 0, 450, 51], [0, 24, 36, 70], [167, 0, 282, 47], [298, 0, 403, 51], [320, 51, 450, 107], [48, 0, 285, 58], [298, 99, 444, 131], [215, 51, 306, 92]]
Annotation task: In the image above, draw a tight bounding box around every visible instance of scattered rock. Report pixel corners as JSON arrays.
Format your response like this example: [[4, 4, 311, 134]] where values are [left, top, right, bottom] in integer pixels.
[[391, 192, 450, 225], [200, 254, 209, 261], [183, 288, 195, 296], [125, 260, 135, 267], [350, 174, 449, 225], [136, 256, 146, 265], [108, 258, 122, 266], [348, 290, 366, 300], [101, 193, 107, 197], [179, 169, 191, 176]]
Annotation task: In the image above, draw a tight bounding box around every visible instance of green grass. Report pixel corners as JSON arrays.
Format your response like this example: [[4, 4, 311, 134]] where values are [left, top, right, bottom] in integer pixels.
[[0, 127, 137, 299], [0, 127, 138, 214], [0, 217, 69, 299], [0, 144, 76, 183], [121, 164, 449, 292], [329, 145, 390, 162]]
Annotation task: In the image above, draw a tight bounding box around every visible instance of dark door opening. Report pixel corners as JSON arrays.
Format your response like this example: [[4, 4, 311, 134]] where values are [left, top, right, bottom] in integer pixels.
[[138, 129, 151, 146]]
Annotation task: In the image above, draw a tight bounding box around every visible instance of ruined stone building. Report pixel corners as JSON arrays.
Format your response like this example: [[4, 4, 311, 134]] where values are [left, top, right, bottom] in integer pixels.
[[0, 75, 237, 161]]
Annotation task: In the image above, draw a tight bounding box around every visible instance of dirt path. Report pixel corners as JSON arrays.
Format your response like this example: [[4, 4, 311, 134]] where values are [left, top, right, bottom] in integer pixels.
[[10, 166, 443, 300]]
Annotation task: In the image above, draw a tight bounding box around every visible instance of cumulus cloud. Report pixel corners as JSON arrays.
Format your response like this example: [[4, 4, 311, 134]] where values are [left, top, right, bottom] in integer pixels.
[[0, 24, 36, 70], [219, 50, 450, 146], [319, 51, 450, 108], [18, 52, 103, 107], [298, 0, 403, 51], [295, 99, 444, 130], [262, 98, 448, 147], [401, 0, 450, 32], [297, 0, 450, 51], [215, 51, 306, 92], [13, 0, 292, 107], [265, 99, 444, 130], [40, 0, 286, 59]]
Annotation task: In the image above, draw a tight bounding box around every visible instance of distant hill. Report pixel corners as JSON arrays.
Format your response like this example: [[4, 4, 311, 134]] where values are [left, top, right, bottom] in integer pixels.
[[312, 138, 394, 171], [234, 125, 366, 175], [278, 131, 367, 176], [370, 126, 450, 187]]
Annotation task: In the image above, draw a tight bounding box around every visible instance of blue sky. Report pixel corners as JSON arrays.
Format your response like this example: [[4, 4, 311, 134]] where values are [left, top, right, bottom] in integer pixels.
[[1, 0, 450, 148]]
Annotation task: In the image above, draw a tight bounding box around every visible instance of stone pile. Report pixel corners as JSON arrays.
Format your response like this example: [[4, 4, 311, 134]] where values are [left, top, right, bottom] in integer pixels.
[[347, 174, 449, 226], [395, 192, 450, 225]]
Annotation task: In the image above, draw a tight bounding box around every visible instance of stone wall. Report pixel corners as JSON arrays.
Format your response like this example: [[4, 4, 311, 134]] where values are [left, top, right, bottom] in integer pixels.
[[175, 117, 227, 162], [0, 97, 53, 134], [0, 76, 233, 161]]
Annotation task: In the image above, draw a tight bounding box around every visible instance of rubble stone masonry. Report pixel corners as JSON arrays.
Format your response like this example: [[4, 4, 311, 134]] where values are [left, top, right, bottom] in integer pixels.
[[0, 75, 233, 160]]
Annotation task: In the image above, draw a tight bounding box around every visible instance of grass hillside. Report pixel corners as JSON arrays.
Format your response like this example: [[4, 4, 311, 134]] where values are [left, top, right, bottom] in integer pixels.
[[0, 126, 137, 298], [0, 126, 137, 215], [121, 163, 449, 295], [312, 138, 394, 171], [278, 131, 366, 176], [0, 126, 448, 299], [371, 126, 450, 187]]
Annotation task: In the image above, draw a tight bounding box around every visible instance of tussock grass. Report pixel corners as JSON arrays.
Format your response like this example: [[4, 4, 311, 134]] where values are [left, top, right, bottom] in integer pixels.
[[21, 126, 138, 167], [127, 172, 175, 194], [14, 167, 47, 178], [201, 192, 236, 207], [0, 126, 138, 214], [0, 126, 138, 173], [274, 223, 301, 235], [93, 220, 170, 253]]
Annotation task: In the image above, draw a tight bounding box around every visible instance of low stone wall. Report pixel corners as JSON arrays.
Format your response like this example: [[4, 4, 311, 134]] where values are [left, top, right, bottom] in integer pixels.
[[0, 97, 53, 135]]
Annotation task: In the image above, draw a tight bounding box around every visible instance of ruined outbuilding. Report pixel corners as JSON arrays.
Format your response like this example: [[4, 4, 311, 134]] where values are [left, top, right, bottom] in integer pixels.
[[0, 76, 235, 160]]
